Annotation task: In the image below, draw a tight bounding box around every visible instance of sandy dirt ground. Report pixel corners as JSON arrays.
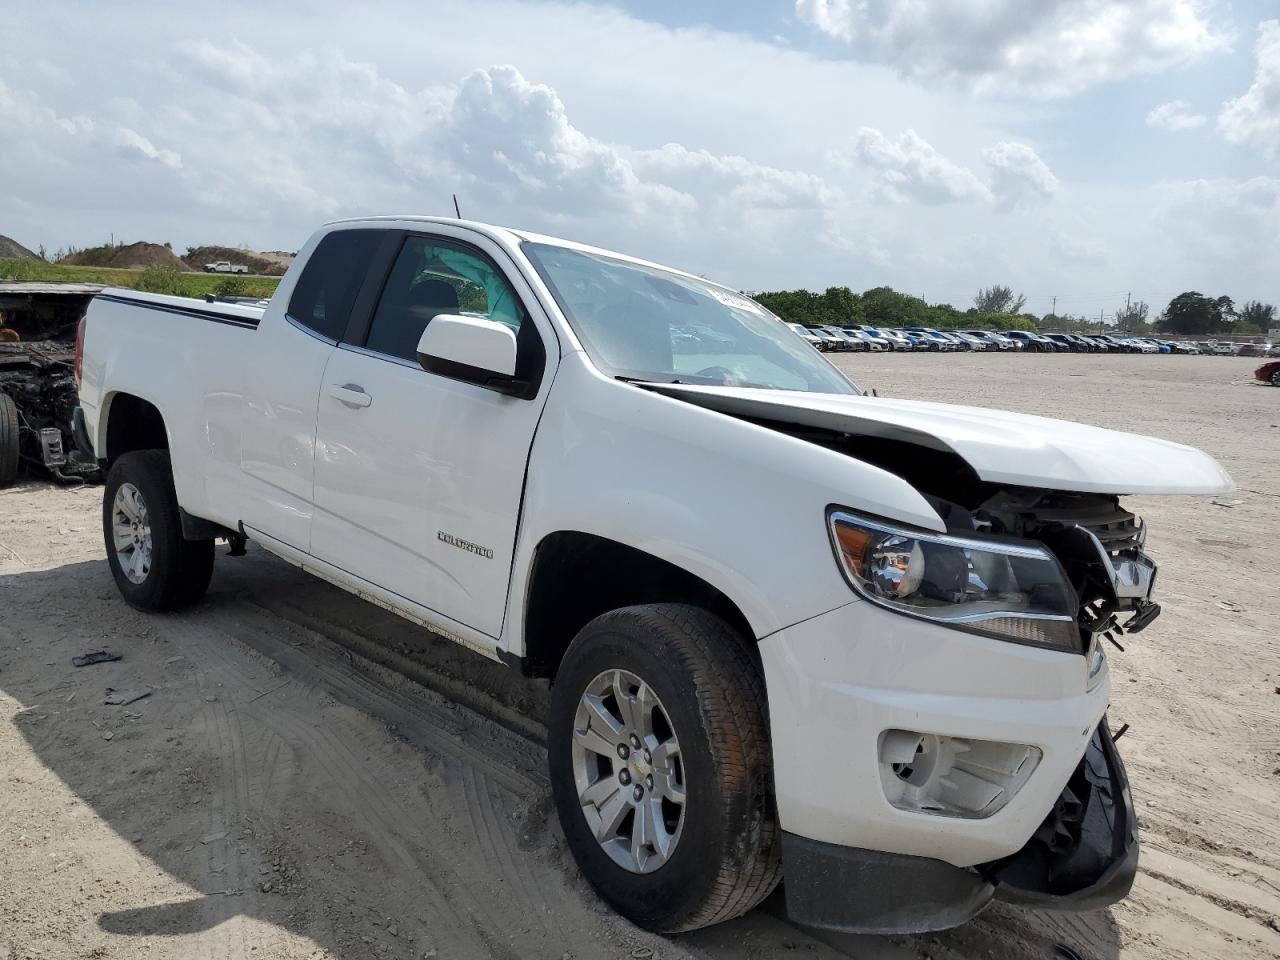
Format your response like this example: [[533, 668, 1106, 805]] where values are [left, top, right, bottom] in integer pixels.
[[2, 352, 1278, 960]]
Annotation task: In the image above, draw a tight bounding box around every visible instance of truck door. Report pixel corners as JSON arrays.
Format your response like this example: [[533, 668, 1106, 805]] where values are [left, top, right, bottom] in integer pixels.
[[238, 230, 384, 551], [310, 230, 555, 641]]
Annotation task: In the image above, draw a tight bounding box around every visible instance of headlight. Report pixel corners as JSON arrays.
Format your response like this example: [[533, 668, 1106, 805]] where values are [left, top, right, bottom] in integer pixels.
[[828, 510, 1080, 653]]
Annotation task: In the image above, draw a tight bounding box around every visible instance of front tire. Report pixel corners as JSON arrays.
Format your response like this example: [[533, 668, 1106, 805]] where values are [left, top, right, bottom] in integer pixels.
[[1271, 369, 1280, 387], [103, 450, 215, 611], [0, 392, 19, 488], [549, 604, 781, 932]]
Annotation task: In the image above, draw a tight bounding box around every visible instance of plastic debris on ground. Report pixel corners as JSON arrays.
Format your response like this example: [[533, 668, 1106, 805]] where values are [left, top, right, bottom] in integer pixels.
[[71, 651, 121, 668], [104, 688, 152, 706]]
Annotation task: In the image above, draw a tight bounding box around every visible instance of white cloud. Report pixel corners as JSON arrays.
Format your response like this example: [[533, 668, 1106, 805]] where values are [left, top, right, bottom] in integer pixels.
[[851, 130, 1056, 211], [0, 77, 92, 135], [852, 128, 992, 204], [1146, 99, 1208, 130], [1, 45, 851, 282], [795, 0, 1230, 96], [982, 141, 1058, 210], [0, 0, 1274, 307], [443, 66, 689, 221], [1151, 176, 1280, 269], [442, 67, 853, 264], [1050, 231, 1109, 264], [1218, 20, 1280, 162], [114, 127, 182, 170]]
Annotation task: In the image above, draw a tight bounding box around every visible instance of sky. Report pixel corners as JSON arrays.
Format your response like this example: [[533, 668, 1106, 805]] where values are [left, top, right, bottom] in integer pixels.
[[1, 0, 1276, 319]]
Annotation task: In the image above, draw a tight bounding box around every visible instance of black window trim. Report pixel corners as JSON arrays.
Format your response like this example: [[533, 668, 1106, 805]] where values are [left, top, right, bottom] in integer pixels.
[[283, 311, 339, 346], [338, 229, 548, 400]]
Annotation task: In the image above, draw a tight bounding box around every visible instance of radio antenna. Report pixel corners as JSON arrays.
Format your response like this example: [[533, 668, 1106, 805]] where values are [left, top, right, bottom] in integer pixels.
[[452, 194, 462, 219]]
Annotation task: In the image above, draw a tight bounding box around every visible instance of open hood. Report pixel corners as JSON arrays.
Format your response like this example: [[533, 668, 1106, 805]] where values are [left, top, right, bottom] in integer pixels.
[[647, 383, 1234, 496]]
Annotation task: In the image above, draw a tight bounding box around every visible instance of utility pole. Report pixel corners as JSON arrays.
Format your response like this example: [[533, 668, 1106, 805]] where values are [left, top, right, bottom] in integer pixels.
[[1099, 308, 1104, 333], [1051, 295, 1057, 318]]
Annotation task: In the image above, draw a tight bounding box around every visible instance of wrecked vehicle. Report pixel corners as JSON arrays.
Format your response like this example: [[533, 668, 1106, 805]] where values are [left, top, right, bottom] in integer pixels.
[[0, 282, 102, 487], [76, 218, 1234, 934]]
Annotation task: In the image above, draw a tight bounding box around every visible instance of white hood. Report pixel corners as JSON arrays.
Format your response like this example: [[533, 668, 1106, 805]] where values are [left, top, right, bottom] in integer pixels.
[[649, 384, 1234, 496]]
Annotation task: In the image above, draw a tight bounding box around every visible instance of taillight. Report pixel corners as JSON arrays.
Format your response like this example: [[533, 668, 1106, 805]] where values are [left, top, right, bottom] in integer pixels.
[[74, 313, 87, 387]]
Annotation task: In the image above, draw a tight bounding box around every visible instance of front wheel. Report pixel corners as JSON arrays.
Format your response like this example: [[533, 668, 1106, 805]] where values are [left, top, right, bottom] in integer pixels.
[[548, 604, 781, 932], [1271, 369, 1280, 387], [103, 450, 215, 611]]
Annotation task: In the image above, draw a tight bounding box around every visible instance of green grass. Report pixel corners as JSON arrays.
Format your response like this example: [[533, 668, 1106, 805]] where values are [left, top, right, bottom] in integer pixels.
[[0, 259, 281, 299]]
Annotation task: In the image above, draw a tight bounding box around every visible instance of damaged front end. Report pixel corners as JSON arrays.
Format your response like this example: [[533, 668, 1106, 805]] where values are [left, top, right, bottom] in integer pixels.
[[963, 488, 1163, 659], [927, 488, 1149, 910], [632, 384, 1213, 923], [818, 478, 1150, 922]]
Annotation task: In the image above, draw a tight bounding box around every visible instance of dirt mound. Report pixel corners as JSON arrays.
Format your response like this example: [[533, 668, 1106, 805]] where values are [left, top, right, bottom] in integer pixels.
[[182, 245, 290, 276], [59, 241, 193, 271], [0, 234, 40, 260]]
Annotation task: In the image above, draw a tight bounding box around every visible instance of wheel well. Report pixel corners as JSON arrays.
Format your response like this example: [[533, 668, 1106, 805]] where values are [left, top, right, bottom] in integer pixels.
[[104, 393, 168, 465], [520, 531, 757, 680]]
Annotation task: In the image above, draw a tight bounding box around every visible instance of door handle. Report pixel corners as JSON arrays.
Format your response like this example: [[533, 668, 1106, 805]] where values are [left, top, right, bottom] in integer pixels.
[[328, 383, 372, 409]]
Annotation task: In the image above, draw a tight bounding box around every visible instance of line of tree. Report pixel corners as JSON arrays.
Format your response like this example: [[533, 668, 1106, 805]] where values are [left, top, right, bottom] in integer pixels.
[[1153, 293, 1274, 336], [750, 286, 1040, 333], [750, 284, 1275, 337]]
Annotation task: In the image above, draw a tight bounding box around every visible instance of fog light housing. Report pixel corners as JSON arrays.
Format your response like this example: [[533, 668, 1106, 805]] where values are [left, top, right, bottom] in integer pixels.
[[878, 730, 1041, 819]]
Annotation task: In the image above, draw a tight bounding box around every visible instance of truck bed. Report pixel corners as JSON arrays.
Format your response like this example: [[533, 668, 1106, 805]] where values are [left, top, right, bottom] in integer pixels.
[[78, 287, 271, 527]]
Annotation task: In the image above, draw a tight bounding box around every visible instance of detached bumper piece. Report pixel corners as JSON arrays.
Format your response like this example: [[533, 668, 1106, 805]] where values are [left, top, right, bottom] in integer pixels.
[[986, 717, 1138, 911], [782, 719, 1137, 934]]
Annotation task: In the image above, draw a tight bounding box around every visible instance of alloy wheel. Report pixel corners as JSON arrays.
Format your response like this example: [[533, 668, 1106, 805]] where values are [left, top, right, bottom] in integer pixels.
[[571, 668, 686, 874], [112, 482, 153, 584]]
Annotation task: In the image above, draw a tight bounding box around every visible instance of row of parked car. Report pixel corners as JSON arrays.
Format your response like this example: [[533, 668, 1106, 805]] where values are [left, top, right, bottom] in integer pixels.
[[786, 323, 1276, 357]]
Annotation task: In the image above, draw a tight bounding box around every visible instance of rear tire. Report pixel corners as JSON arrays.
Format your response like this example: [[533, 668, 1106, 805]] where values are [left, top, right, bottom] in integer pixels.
[[0, 393, 18, 488], [549, 604, 781, 932], [103, 450, 215, 611]]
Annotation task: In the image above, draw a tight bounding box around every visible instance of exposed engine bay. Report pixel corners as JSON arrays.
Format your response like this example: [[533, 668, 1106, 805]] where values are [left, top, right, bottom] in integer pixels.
[[0, 341, 100, 484], [0, 286, 101, 486], [753, 420, 1163, 653], [933, 487, 1161, 651]]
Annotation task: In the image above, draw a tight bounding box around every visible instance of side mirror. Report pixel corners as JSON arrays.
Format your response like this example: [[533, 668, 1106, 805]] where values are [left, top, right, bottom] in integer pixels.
[[416, 315, 526, 395]]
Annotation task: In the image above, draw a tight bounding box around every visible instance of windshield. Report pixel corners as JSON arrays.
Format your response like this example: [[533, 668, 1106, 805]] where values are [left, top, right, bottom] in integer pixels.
[[522, 242, 858, 395]]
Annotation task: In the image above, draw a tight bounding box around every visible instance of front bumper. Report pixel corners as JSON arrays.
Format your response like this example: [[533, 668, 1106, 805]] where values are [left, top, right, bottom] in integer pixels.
[[782, 720, 1137, 933], [761, 597, 1132, 932]]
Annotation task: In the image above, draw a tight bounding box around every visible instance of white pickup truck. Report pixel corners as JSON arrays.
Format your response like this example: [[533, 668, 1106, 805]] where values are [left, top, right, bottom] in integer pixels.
[[203, 260, 249, 274], [76, 217, 1233, 935]]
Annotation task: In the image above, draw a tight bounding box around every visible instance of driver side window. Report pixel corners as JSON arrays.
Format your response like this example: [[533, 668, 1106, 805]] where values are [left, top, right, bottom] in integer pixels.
[[364, 237, 526, 363]]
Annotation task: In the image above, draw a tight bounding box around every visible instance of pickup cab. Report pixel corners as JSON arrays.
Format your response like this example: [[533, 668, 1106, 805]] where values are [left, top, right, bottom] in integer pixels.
[[203, 260, 249, 274], [77, 217, 1234, 935]]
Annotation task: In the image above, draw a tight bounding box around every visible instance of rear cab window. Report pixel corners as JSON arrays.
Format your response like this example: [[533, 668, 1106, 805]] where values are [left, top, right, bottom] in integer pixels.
[[287, 229, 383, 342]]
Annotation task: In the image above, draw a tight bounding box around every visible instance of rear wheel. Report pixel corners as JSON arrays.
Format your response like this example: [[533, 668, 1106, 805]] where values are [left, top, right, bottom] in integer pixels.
[[549, 604, 781, 932], [0, 393, 18, 488], [103, 450, 215, 611]]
